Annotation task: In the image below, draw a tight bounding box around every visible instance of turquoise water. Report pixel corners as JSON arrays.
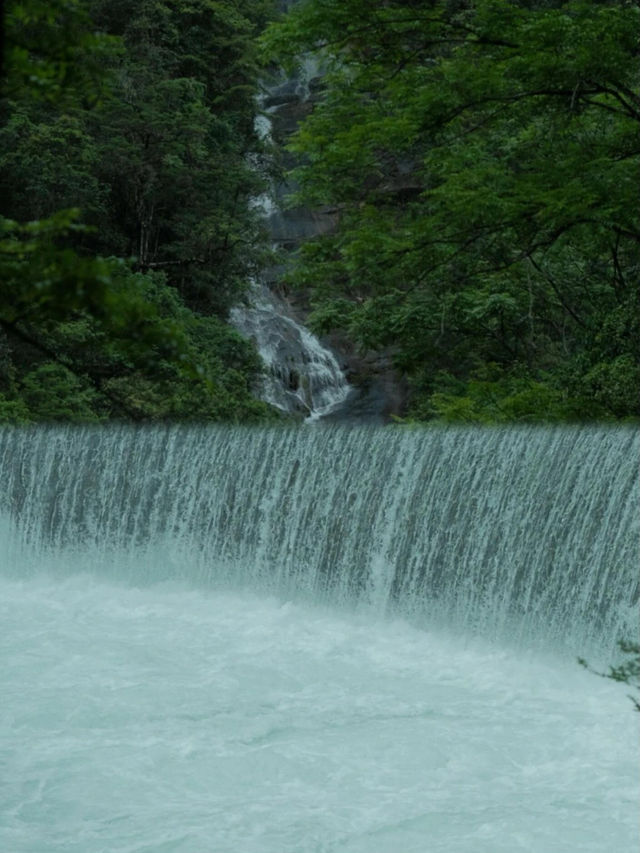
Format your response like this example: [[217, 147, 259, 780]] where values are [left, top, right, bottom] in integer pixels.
[[1, 574, 638, 853], [1, 425, 638, 851]]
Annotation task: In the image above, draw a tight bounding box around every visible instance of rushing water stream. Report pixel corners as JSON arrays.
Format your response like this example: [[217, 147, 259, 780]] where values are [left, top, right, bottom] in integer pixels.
[[1, 425, 638, 852], [230, 61, 353, 422], [230, 287, 350, 420]]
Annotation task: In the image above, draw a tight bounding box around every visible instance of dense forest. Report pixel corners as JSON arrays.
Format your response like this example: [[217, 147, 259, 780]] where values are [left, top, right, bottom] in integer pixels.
[[1, 0, 278, 422], [1, 0, 638, 423], [263, 0, 640, 422]]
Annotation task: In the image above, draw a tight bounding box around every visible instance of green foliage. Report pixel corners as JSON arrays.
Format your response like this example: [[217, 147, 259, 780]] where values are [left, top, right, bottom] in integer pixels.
[[415, 367, 604, 424], [0, 111, 106, 221], [0, 0, 279, 423], [92, 272, 277, 422], [88, 0, 272, 312], [3, 0, 118, 105], [0, 394, 31, 424], [0, 251, 274, 421], [579, 640, 640, 713], [21, 363, 104, 422], [263, 0, 640, 422], [0, 211, 131, 328]]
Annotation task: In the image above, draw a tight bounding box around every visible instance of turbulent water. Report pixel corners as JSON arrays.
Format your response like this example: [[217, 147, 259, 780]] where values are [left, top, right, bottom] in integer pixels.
[[1, 425, 638, 852], [230, 288, 350, 420]]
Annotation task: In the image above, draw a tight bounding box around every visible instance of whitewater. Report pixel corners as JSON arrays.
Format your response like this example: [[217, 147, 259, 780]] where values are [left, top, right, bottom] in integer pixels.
[[1, 425, 638, 852]]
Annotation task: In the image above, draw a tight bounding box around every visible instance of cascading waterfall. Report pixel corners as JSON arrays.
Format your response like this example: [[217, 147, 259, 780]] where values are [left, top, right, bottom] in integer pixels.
[[231, 287, 351, 420], [231, 62, 352, 420], [1, 424, 637, 656], [1, 424, 639, 853]]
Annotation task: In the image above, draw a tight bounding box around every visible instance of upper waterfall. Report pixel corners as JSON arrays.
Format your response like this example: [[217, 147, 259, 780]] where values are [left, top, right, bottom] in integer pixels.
[[231, 287, 351, 420], [1, 425, 637, 657], [230, 63, 357, 421]]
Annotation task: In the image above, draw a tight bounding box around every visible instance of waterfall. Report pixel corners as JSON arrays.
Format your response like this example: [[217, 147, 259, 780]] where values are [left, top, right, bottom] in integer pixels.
[[2, 424, 639, 852], [1, 424, 637, 656], [231, 63, 352, 420], [231, 287, 351, 420]]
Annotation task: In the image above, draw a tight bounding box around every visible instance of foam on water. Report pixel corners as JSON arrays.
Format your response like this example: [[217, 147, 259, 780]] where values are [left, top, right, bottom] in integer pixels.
[[1, 424, 637, 655], [0, 425, 638, 851], [1, 575, 638, 853]]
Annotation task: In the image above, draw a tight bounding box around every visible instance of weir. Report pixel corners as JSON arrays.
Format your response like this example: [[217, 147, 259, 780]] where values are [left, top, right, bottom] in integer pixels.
[[1, 424, 637, 657]]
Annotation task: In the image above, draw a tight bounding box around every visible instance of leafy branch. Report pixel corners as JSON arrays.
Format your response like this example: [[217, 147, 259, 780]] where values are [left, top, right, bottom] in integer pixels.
[[579, 640, 640, 712]]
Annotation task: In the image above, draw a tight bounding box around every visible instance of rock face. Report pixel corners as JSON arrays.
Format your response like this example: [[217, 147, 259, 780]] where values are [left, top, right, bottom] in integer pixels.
[[261, 62, 338, 250], [233, 54, 408, 422], [323, 339, 409, 425]]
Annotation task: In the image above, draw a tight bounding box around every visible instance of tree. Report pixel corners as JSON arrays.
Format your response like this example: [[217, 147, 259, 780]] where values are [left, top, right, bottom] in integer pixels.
[[262, 0, 640, 421], [0, 1, 157, 419], [89, 0, 273, 314], [0, 0, 278, 422]]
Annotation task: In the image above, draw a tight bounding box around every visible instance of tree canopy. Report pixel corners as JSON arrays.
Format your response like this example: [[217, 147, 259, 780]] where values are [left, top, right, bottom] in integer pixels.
[[0, 0, 278, 423], [263, 0, 640, 422], [2, 0, 638, 424]]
